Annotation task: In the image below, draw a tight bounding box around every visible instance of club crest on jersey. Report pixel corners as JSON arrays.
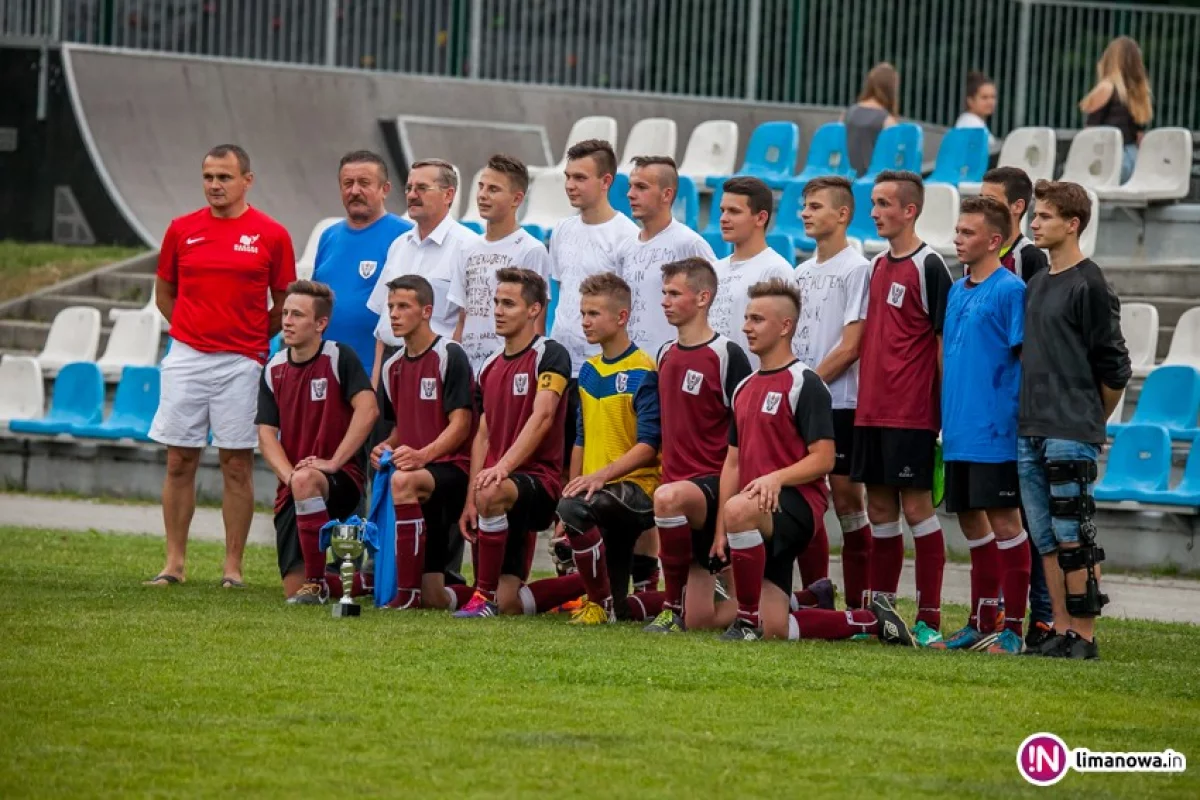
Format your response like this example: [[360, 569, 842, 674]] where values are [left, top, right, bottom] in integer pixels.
[[887, 282, 906, 308], [420, 377, 437, 400], [358, 260, 378, 279], [513, 373, 530, 395], [310, 378, 328, 402], [615, 372, 628, 393], [234, 233, 261, 254], [762, 391, 783, 415], [683, 369, 704, 395]]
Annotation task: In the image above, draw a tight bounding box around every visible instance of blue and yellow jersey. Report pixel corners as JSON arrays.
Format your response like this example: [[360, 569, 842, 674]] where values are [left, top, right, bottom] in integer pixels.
[[576, 342, 661, 497]]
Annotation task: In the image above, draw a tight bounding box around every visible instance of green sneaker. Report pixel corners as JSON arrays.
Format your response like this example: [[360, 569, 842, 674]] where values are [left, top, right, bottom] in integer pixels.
[[913, 621, 944, 648], [643, 608, 686, 634]]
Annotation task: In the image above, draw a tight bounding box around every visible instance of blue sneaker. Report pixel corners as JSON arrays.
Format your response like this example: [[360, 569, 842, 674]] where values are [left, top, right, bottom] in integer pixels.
[[986, 629, 1025, 655], [453, 591, 498, 618], [931, 624, 997, 651], [912, 621, 945, 648]]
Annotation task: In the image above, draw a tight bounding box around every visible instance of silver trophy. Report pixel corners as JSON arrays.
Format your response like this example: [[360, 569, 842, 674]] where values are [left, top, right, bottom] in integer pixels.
[[329, 522, 366, 618]]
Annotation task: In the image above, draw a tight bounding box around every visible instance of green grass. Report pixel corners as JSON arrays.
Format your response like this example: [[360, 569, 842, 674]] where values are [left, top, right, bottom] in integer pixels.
[[0, 240, 146, 301], [1, 528, 1198, 798]]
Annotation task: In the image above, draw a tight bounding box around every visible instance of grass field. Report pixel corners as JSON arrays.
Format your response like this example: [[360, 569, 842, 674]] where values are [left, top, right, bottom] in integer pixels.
[[0, 240, 146, 301], [2, 528, 1197, 798]]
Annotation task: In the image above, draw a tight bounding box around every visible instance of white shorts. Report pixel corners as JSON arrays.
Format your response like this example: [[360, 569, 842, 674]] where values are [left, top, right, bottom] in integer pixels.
[[149, 341, 262, 450]]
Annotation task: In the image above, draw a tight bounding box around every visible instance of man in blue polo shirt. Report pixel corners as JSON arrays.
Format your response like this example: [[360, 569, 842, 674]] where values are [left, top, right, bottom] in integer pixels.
[[313, 150, 411, 381]]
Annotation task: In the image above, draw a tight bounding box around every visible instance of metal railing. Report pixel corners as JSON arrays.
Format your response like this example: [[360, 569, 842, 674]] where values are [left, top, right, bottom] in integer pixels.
[[4, 0, 1198, 133]]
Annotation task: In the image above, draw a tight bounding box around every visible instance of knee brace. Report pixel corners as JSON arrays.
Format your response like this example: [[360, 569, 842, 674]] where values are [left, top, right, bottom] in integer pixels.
[[555, 496, 596, 536], [1048, 458, 1107, 617]]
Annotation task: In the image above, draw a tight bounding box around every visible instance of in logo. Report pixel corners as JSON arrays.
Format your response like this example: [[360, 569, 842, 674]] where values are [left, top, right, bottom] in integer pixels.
[[887, 282, 906, 308], [358, 260, 377, 279], [513, 373, 530, 396], [420, 377, 437, 400], [310, 378, 328, 402], [761, 391, 783, 415], [1017, 733, 1069, 787], [615, 372, 628, 393], [683, 369, 704, 395]]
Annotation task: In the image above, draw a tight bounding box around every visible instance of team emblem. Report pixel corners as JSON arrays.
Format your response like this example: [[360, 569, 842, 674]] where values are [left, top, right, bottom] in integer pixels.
[[887, 282, 906, 308], [420, 377, 437, 400], [310, 378, 328, 401], [683, 369, 703, 395], [762, 391, 782, 415], [358, 260, 377, 279], [513, 373, 529, 395], [615, 372, 628, 393]]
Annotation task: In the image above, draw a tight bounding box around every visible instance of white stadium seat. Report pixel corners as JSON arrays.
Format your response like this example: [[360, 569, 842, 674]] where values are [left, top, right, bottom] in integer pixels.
[[96, 310, 162, 382], [1060, 127, 1123, 191], [36, 306, 101, 377], [532, 116, 620, 177], [110, 283, 167, 332], [1096, 128, 1194, 204], [448, 164, 465, 220], [520, 170, 576, 229], [1122, 302, 1161, 378], [1079, 187, 1100, 259], [1163, 307, 1200, 371], [0, 356, 45, 425], [914, 183, 960, 258], [295, 216, 342, 280], [959, 126, 1056, 195], [619, 118, 678, 173], [678, 121, 739, 190]]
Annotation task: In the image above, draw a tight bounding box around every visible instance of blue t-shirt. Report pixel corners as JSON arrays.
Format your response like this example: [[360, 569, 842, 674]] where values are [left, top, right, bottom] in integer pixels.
[[312, 214, 411, 372], [942, 268, 1025, 463]]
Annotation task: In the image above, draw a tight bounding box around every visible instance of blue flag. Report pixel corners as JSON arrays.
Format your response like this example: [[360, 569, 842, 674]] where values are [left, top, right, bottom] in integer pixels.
[[368, 451, 397, 607]]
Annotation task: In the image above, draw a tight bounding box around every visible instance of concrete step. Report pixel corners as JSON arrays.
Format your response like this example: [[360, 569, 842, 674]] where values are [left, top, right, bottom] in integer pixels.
[[25, 295, 143, 324], [1127, 295, 1198, 330], [90, 272, 155, 303], [1157, 326, 1175, 360], [1104, 265, 1200, 299], [0, 319, 112, 355]]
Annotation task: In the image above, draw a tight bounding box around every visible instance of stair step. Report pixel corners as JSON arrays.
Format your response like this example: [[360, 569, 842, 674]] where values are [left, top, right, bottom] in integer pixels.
[[1103, 265, 1200, 299], [93, 273, 155, 303], [26, 295, 144, 324], [1123, 295, 1197, 330], [0, 319, 112, 355]]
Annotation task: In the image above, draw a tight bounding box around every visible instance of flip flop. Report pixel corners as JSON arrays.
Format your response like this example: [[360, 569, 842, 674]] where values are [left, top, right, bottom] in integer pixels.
[[220, 577, 246, 589], [144, 573, 183, 586]]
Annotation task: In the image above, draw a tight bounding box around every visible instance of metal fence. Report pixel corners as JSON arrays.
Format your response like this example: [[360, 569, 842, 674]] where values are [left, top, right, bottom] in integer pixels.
[[4, 0, 1199, 133]]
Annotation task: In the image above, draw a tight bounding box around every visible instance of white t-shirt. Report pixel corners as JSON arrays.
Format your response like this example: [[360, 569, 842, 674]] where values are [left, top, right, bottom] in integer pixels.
[[792, 246, 871, 409], [711, 246, 795, 368], [368, 215, 480, 344], [618, 220, 717, 358], [447, 228, 551, 375], [954, 112, 999, 149], [549, 212, 640, 376]]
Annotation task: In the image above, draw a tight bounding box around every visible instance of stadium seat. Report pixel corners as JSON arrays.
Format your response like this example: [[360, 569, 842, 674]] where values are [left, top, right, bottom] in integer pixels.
[[36, 306, 101, 377], [1144, 438, 1200, 507], [1093, 424, 1172, 502], [268, 333, 285, 359], [766, 232, 797, 263], [521, 223, 550, 243], [927, 128, 989, 187], [1122, 302, 1161, 378], [110, 284, 167, 332], [96, 310, 162, 382], [701, 231, 732, 259], [461, 220, 484, 234], [959, 127, 1057, 195], [701, 184, 726, 234], [1163, 307, 1200, 370], [1106, 390, 1126, 430], [619, 118, 678, 173], [1107, 364, 1200, 441], [609, 172, 633, 218], [707, 121, 799, 190], [857, 122, 923, 182], [8, 361, 104, 436], [71, 365, 160, 441], [847, 180, 879, 244], [772, 180, 809, 246], [1097, 128, 1195, 203], [672, 175, 701, 230], [521, 170, 576, 230], [794, 122, 854, 182], [295, 217, 341, 280], [532, 115, 619, 177], [678, 120, 739, 190], [1059, 127, 1123, 191], [448, 165, 466, 220], [914, 183, 960, 257], [0, 356, 45, 426]]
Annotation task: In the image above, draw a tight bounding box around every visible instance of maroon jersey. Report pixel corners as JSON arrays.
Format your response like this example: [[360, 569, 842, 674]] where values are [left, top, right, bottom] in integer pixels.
[[379, 336, 475, 473], [999, 234, 1048, 284], [729, 360, 835, 521], [856, 244, 953, 431], [656, 334, 752, 483], [257, 340, 373, 511], [477, 336, 572, 497]]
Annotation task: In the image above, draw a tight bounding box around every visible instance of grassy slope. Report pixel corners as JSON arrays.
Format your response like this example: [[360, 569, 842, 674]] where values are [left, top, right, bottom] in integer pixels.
[[1, 528, 1197, 799], [0, 241, 145, 302]]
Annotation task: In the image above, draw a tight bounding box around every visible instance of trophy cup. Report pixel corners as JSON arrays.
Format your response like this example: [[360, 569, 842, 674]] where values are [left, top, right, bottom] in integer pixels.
[[329, 521, 366, 618]]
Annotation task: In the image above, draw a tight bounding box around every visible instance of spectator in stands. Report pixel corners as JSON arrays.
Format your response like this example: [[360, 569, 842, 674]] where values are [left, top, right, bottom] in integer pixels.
[[312, 151, 410, 382], [147, 143, 296, 588], [955, 71, 998, 149], [844, 62, 899, 177], [1080, 35, 1153, 182]]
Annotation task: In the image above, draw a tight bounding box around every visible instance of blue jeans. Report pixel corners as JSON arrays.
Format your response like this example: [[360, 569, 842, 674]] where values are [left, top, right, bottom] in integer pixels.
[[1017, 437, 1100, 556], [1121, 143, 1138, 183], [1022, 506, 1054, 625]]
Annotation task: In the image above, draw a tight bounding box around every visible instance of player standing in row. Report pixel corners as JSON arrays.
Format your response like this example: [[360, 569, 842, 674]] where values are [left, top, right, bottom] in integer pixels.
[[709, 177, 795, 368], [256, 281, 378, 603], [450, 154, 552, 375], [644, 258, 751, 633], [791, 176, 873, 609], [937, 197, 1030, 655], [373, 275, 477, 611], [456, 269, 572, 617], [853, 170, 954, 647]]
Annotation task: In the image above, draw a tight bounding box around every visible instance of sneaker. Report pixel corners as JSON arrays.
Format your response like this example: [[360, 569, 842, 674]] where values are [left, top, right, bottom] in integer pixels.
[[549, 596, 586, 614], [643, 608, 686, 634], [1023, 632, 1067, 657], [930, 624, 988, 651], [568, 600, 614, 625], [719, 618, 764, 641], [912, 621, 944, 648], [986, 629, 1025, 655], [453, 591, 498, 618], [287, 581, 329, 605], [806, 577, 837, 610], [1024, 620, 1055, 650], [869, 595, 915, 647], [1047, 630, 1099, 661], [382, 589, 420, 610]]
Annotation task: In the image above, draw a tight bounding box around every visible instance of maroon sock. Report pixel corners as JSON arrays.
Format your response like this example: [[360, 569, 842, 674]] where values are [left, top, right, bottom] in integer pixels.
[[997, 532, 1032, 636], [446, 583, 476, 611], [791, 608, 878, 640], [295, 496, 331, 581], [797, 516, 829, 585], [393, 503, 426, 609], [567, 526, 612, 609], [626, 591, 666, 621], [967, 533, 1001, 631], [912, 518, 946, 631], [523, 573, 586, 613], [474, 514, 509, 601], [656, 516, 692, 612], [728, 531, 766, 627], [839, 515, 873, 609], [324, 569, 368, 598], [868, 522, 904, 601]]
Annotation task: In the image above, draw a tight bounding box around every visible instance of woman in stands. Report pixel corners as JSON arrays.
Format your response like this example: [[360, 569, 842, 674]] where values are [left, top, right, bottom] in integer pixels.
[[1079, 36, 1153, 182], [955, 71, 998, 149], [844, 62, 899, 177]]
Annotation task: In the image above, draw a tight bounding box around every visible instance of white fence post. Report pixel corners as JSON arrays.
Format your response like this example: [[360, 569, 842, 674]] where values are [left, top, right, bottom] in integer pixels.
[[745, 0, 762, 100]]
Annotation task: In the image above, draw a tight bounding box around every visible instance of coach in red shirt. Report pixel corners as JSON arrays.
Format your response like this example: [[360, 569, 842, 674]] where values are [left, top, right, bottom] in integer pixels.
[[146, 144, 296, 587]]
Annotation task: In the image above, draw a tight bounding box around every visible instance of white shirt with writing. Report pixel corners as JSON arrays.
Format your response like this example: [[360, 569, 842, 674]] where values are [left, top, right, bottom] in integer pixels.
[[792, 246, 871, 409], [711, 246, 795, 368]]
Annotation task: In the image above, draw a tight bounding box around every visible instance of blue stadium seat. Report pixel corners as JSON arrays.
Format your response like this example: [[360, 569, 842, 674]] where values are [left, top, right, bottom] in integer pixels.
[[1108, 365, 1200, 441], [772, 181, 815, 253], [701, 231, 732, 259], [72, 366, 160, 441], [857, 122, 923, 182], [1145, 437, 1200, 507], [268, 333, 284, 359], [766, 232, 797, 264], [521, 223, 549, 243], [673, 175, 701, 230], [1094, 424, 1173, 502], [847, 179, 879, 243], [927, 128, 990, 187], [8, 361, 104, 436], [460, 220, 484, 234], [609, 173, 632, 218], [702, 184, 725, 234], [794, 122, 854, 182], [707, 121, 799, 190]]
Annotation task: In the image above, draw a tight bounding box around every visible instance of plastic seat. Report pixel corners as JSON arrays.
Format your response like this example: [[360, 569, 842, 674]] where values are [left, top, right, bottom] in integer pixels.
[[0, 356, 45, 424], [110, 283, 167, 332], [772, 180, 810, 248], [459, 168, 486, 225], [71, 365, 160, 441], [847, 180, 879, 243], [36, 306, 102, 377], [520, 170, 576, 229], [96, 310, 162, 382], [1093, 424, 1173, 502], [701, 231, 732, 259], [8, 361, 104, 435], [1108, 364, 1200, 441], [521, 223, 549, 243], [914, 183, 961, 258], [707, 121, 799, 190], [532, 116, 619, 177], [1060, 127, 1123, 191], [678, 121, 739, 191], [672, 175, 701, 230], [794, 122, 854, 182], [1145, 437, 1200, 507], [927, 128, 989, 187], [461, 220, 484, 235], [619, 118, 678, 173], [609, 173, 633, 218], [295, 217, 341, 280], [960, 127, 1057, 195], [857, 122, 924, 182], [1163, 307, 1200, 371], [1079, 187, 1100, 260], [702, 184, 726, 234], [1122, 302, 1161, 378], [1098, 128, 1195, 203], [766, 232, 797, 264], [268, 333, 285, 359]]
